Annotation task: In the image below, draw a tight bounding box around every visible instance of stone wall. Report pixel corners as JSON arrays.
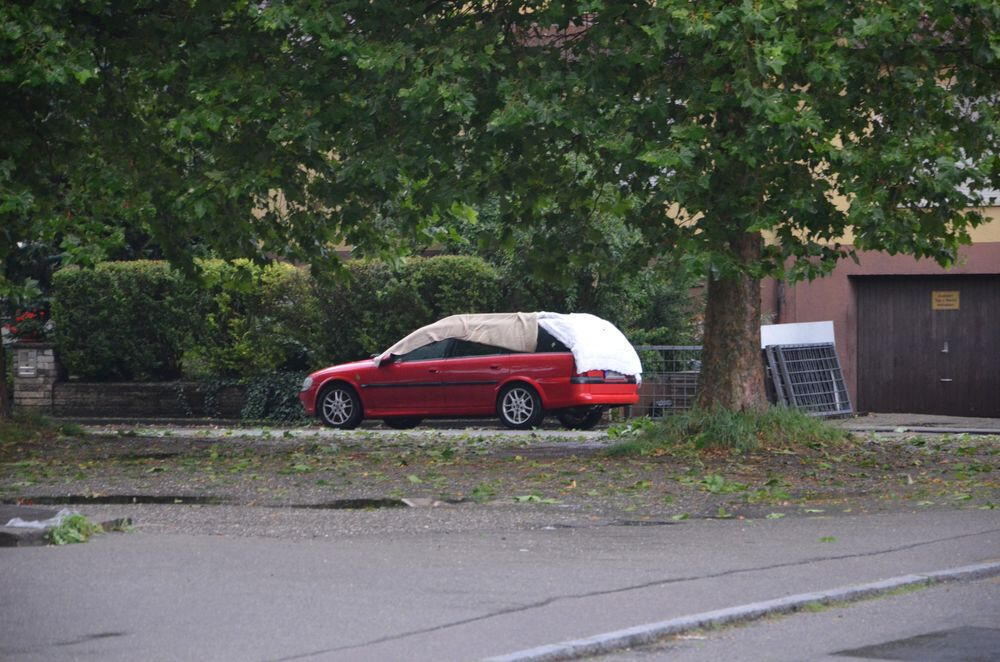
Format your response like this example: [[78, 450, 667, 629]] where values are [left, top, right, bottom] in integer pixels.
[[10, 343, 252, 419], [51, 382, 247, 418], [12, 343, 59, 411]]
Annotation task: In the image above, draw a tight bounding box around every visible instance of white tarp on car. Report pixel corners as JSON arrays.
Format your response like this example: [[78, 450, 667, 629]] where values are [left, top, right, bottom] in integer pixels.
[[538, 312, 643, 379], [375, 312, 642, 379]]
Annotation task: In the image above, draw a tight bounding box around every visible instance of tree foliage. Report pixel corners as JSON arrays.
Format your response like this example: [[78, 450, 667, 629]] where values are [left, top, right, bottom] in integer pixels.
[[3, 1, 997, 412]]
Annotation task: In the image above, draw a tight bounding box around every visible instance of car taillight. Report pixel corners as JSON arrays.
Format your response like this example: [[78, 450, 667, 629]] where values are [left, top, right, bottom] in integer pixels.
[[579, 370, 604, 378]]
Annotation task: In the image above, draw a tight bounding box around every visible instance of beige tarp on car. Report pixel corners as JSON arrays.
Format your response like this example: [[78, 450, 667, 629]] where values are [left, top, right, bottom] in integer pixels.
[[374, 311, 643, 379], [374, 313, 539, 365]]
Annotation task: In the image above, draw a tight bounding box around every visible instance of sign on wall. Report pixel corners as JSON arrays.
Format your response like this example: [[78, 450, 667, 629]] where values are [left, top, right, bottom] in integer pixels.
[[931, 291, 960, 310]]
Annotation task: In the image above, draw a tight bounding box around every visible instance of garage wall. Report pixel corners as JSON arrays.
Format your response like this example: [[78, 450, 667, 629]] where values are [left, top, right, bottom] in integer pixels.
[[761, 240, 1000, 415], [856, 275, 1000, 417]]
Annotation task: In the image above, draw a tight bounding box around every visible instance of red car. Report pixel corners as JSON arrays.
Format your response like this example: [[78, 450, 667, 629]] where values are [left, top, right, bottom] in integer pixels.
[[299, 312, 641, 430]]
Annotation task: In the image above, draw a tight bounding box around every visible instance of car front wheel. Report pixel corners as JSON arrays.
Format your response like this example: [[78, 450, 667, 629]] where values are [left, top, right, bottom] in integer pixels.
[[317, 383, 363, 429], [556, 406, 605, 430], [497, 383, 544, 429]]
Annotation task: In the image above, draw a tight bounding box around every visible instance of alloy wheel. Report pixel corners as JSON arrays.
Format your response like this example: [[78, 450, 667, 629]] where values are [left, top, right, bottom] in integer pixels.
[[322, 388, 355, 425], [502, 387, 535, 425]]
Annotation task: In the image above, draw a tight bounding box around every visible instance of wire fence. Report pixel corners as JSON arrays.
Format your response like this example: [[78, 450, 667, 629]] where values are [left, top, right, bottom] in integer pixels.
[[632, 345, 702, 418], [629, 343, 852, 419]]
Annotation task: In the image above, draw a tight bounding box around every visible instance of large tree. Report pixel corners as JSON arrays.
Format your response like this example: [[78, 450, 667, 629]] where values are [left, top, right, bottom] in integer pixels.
[[3, 1, 997, 415], [450, 1, 1000, 410]]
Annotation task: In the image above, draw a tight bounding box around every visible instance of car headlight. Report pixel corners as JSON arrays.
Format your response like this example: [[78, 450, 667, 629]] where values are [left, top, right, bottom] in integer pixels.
[[301, 376, 313, 392]]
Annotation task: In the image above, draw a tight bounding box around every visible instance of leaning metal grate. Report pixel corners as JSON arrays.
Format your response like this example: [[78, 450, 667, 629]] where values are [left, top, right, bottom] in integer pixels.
[[632, 346, 702, 418], [766, 343, 853, 417]]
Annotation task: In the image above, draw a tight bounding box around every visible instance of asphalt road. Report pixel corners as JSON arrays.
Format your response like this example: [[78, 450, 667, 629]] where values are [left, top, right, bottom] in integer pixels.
[[2, 508, 998, 661]]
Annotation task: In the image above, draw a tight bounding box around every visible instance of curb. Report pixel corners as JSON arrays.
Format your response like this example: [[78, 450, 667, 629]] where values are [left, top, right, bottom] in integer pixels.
[[483, 560, 1000, 662], [842, 426, 1000, 436]]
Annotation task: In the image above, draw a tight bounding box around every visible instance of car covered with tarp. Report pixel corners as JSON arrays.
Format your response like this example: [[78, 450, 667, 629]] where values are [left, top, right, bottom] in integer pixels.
[[299, 312, 641, 429]]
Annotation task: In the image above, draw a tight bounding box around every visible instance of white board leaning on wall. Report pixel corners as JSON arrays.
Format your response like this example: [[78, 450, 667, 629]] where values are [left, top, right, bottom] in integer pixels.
[[759, 321, 835, 348]]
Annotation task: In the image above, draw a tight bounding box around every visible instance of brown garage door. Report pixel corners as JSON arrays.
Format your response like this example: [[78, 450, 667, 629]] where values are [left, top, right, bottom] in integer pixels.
[[856, 275, 1000, 417]]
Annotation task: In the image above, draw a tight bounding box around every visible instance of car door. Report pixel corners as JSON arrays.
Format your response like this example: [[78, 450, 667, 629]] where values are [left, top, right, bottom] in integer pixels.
[[361, 340, 451, 414], [434, 340, 512, 414]]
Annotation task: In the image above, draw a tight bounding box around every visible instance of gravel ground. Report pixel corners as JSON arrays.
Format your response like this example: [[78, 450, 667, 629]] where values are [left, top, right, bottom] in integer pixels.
[[2, 418, 997, 539]]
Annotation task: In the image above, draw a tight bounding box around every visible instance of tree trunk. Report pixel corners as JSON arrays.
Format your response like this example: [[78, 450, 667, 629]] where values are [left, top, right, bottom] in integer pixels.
[[696, 232, 768, 412]]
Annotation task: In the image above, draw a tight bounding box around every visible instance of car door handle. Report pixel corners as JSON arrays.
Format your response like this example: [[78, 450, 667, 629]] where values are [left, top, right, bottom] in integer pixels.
[[939, 378, 953, 382], [490, 365, 501, 370], [428, 368, 439, 374]]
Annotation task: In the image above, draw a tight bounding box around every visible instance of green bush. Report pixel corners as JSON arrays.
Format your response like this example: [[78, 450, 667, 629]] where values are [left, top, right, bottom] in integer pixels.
[[240, 372, 310, 422], [52, 253, 695, 394], [51, 255, 505, 382], [184, 260, 322, 378], [312, 256, 503, 365], [52, 262, 197, 380]]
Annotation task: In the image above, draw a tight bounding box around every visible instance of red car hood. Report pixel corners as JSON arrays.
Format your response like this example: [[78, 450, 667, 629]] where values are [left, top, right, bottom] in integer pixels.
[[309, 359, 376, 380]]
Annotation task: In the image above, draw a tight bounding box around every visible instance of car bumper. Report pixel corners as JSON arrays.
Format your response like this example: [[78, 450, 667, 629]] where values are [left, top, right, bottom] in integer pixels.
[[299, 390, 316, 416], [543, 382, 639, 409]]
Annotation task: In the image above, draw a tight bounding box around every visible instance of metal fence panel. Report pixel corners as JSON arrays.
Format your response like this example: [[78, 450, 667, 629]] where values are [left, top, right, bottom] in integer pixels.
[[765, 343, 853, 416], [633, 345, 701, 418]]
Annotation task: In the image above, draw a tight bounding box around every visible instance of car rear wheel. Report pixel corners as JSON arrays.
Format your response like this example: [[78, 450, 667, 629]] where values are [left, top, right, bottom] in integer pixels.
[[556, 406, 605, 430], [383, 417, 422, 430], [317, 383, 363, 429], [498, 383, 544, 429]]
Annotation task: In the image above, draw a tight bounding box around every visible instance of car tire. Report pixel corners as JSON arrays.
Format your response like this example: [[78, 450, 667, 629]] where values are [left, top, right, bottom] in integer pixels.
[[556, 406, 605, 430], [497, 383, 544, 429], [383, 417, 422, 430], [317, 383, 363, 429]]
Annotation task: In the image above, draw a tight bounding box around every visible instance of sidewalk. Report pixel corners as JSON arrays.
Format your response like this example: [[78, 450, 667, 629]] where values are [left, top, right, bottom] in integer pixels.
[[835, 412, 1000, 435]]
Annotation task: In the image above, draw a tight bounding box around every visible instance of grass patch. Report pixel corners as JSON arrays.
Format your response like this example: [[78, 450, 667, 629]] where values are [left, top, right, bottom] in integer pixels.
[[58, 422, 87, 437], [0, 412, 54, 446], [607, 407, 848, 455]]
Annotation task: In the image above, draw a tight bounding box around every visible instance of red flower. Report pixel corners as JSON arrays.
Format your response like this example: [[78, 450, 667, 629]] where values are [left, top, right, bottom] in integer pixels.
[[4, 306, 47, 340]]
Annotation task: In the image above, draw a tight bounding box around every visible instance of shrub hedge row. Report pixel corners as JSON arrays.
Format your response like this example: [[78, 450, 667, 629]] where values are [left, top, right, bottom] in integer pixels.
[[52, 261, 197, 381], [51, 254, 698, 390], [52, 256, 503, 382]]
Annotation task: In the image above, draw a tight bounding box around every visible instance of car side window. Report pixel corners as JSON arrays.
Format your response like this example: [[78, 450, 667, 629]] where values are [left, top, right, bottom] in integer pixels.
[[449, 340, 509, 358], [398, 339, 452, 362], [535, 327, 570, 353]]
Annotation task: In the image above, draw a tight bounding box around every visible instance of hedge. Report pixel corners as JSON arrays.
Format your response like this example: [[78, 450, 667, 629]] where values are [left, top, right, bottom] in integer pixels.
[[184, 260, 324, 379], [50, 254, 697, 393], [52, 255, 504, 382], [312, 256, 502, 364], [52, 261, 197, 381]]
